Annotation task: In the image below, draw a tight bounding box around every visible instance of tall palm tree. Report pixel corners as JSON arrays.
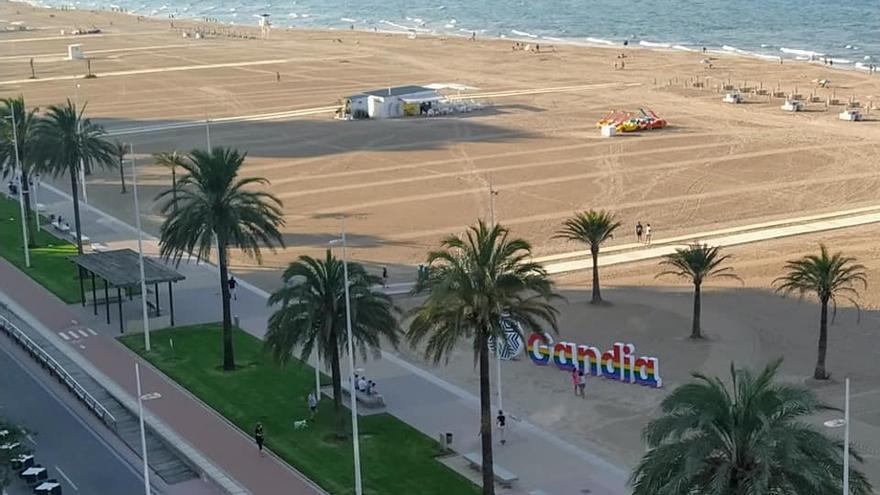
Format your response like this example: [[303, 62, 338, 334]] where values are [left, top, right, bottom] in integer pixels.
[[0, 96, 41, 247], [630, 359, 872, 495], [555, 210, 621, 304], [156, 147, 284, 371], [774, 244, 866, 380], [657, 243, 739, 339], [153, 151, 186, 214], [265, 250, 400, 436], [111, 140, 128, 193], [408, 221, 560, 495], [32, 100, 116, 254]]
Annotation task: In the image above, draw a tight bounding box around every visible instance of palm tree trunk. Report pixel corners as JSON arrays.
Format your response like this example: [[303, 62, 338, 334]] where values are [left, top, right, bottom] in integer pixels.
[[171, 167, 178, 214], [20, 169, 35, 247], [814, 298, 829, 379], [330, 338, 345, 439], [590, 246, 601, 304], [478, 335, 496, 495], [69, 169, 84, 254], [216, 242, 236, 371], [690, 282, 702, 339], [119, 158, 127, 193]]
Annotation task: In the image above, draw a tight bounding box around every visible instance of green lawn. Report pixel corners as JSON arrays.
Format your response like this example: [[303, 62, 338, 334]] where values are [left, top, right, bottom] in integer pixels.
[[0, 195, 81, 303], [121, 324, 479, 495]]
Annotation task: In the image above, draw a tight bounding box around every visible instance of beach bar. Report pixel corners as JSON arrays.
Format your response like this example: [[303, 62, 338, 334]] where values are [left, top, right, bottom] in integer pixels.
[[342, 85, 443, 119]]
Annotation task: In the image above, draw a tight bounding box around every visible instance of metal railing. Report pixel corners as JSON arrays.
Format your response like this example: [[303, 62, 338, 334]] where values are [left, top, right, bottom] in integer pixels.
[[0, 310, 117, 431]]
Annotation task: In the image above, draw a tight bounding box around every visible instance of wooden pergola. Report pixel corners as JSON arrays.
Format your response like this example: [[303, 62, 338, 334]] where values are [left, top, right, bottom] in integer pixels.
[[70, 249, 186, 333]]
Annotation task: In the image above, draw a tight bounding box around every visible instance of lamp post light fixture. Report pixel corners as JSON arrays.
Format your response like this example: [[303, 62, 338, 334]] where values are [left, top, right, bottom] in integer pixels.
[[823, 377, 851, 495], [135, 363, 162, 495], [329, 218, 363, 495]]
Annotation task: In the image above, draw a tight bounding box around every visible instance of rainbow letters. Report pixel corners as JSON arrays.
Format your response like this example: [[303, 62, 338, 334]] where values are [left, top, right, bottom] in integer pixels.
[[526, 333, 662, 388]]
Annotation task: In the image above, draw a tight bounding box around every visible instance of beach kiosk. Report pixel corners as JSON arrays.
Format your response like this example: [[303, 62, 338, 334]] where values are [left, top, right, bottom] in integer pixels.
[[781, 99, 803, 112], [342, 86, 443, 119], [839, 108, 863, 121]]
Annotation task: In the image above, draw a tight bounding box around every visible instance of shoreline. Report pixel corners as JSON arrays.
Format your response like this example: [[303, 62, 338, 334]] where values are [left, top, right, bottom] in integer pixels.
[[7, 0, 877, 75]]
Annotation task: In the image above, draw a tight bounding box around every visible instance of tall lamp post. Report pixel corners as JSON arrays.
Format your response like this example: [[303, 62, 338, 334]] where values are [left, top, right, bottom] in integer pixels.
[[5, 112, 30, 267], [129, 145, 151, 351], [330, 217, 362, 495], [488, 178, 502, 411], [135, 363, 162, 495], [824, 377, 851, 495]]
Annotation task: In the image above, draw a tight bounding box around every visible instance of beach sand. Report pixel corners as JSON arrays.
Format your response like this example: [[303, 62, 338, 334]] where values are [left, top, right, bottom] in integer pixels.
[[3, 1, 880, 484]]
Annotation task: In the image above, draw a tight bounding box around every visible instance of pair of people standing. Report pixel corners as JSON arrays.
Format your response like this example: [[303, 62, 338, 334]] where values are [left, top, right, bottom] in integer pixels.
[[635, 221, 652, 245], [571, 368, 587, 397]]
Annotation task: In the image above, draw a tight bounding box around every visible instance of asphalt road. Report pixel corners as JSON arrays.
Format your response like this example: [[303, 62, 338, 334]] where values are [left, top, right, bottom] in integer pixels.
[[0, 342, 144, 495]]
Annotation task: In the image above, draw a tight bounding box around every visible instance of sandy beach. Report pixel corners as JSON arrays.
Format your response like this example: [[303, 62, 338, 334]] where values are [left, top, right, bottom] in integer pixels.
[[3, 1, 880, 485]]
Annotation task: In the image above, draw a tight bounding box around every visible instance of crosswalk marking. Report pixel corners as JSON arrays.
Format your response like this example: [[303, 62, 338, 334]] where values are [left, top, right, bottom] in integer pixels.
[[86, 328, 97, 336], [58, 332, 70, 340], [77, 330, 89, 338]]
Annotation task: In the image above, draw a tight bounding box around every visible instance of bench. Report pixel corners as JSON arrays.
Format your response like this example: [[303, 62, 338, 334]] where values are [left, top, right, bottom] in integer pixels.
[[340, 384, 385, 409], [463, 452, 519, 487]]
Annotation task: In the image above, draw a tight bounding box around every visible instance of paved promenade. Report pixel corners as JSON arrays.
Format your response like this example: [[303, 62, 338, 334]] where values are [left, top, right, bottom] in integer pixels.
[[6, 180, 633, 495], [10, 182, 878, 494]]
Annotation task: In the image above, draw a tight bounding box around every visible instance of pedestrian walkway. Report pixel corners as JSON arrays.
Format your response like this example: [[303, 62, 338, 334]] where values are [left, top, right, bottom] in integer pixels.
[[0, 259, 324, 495], [18, 180, 880, 494], [18, 178, 635, 494]]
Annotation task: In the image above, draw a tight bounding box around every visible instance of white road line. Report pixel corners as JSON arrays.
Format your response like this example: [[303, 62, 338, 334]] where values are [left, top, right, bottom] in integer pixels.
[[58, 332, 70, 340], [86, 328, 98, 336], [0, 43, 195, 62], [107, 106, 338, 136], [77, 330, 90, 338], [55, 465, 79, 492]]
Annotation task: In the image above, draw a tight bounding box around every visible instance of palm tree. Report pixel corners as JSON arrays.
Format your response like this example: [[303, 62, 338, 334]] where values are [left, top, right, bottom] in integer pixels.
[[657, 243, 738, 339], [153, 151, 186, 214], [555, 210, 621, 304], [156, 147, 284, 371], [111, 140, 128, 193], [408, 221, 561, 495], [630, 359, 872, 495], [0, 96, 41, 247], [774, 244, 866, 380], [32, 100, 116, 254], [265, 250, 400, 436]]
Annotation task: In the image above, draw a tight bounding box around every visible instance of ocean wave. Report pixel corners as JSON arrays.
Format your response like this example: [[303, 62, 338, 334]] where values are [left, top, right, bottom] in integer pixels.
[[672, 44, 695, 52], [340, 17, 356, 23], [511, 29, 539, 39], [585, 37, 616, 46], [780, 47, 824, 57], [639, 40, 672, 48]]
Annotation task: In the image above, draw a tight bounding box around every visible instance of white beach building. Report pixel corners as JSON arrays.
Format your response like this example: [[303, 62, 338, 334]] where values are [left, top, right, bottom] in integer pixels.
[[342, 85, 444, 119]]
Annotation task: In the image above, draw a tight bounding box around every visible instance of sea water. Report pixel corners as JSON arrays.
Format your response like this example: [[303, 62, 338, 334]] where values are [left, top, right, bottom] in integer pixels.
[[24, 0, 880, 69]]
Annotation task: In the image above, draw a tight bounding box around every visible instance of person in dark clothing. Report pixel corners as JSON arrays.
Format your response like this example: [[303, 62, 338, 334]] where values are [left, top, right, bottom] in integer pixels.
[[635, 222, 643, 243], [228, 276, 238, 300], [254, 422, 265, 454], [496, 410, 507, 445]]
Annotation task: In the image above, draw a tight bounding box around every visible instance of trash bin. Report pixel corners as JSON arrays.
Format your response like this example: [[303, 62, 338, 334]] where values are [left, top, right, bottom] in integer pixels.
[[445, 432, 453, 446]]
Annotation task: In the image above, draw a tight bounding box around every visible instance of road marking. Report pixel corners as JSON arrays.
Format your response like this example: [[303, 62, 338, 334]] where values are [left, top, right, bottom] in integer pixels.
[[86, 328, 97, 336], [77, 330, 90, 338], [55, 465, 79, 492], [58, 332, 70, 341]]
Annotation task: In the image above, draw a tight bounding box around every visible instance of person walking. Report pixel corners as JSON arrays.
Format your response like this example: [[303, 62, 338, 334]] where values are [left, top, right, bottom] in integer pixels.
[[635, 221, 643, 243], [645, 223, 653, 245], [577, 371, 587, 398], [228, 275, 238, 300], [307, 392, 318, 418], [381, 266, 388, 288], [571, 367, 579, 395], [254, 422, 265, 455], [496, 410, 507, 445]]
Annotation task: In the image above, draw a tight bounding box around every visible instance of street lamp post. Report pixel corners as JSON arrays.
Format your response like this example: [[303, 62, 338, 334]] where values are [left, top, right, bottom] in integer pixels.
[[129, 145, 151, 351], [330, 218, 362, 495], [6, 112, 30, 268], [488, 179, 502, 411], [824, 377, 851, 495], [135, 363, 161, 495]]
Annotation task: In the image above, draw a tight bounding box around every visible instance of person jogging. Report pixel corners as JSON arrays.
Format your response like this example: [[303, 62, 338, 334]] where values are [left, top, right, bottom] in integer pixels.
[[254, 422, 265, 455], [496, 410, 507, 445]]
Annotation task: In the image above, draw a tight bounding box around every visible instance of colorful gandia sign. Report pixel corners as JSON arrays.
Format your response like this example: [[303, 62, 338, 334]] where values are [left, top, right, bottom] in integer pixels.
[[526, 333, 662, 388]]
